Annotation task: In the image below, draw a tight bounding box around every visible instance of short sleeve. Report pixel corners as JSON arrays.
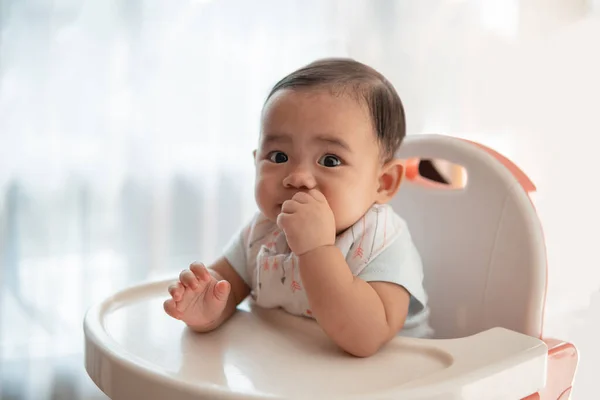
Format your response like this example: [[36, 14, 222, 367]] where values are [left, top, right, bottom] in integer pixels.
[[223, 219, 252, 286], [358, 229, 434, 338]]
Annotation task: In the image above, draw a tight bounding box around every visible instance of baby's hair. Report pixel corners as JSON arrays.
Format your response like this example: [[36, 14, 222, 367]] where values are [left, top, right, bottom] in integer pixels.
[[265, 58, 406, 162]]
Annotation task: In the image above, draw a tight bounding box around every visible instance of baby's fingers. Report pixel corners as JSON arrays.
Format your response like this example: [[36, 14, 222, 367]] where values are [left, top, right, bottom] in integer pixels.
[[168, 282, 184, 301], [213, 280, 231, 302], [190, 263, 211, 283], [307, 189, 327, 203], [163, 299, 182, 319], [281, 199, 299, 214], [179, 269, 199, 290]]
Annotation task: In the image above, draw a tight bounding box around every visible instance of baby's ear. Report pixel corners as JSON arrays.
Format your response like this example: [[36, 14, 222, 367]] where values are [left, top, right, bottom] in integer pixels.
[[376, 159, 404, 203]]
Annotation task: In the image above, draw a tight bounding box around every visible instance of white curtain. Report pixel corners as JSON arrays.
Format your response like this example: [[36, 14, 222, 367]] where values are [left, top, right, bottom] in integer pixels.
[[1, 0, 599, 396]]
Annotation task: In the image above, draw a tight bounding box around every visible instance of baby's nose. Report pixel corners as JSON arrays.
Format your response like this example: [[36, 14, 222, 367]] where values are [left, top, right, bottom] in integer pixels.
[[282, 168, 316, 190]]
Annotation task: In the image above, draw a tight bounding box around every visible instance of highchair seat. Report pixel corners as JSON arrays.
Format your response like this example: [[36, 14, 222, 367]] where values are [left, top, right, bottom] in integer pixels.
[[84, 134, 578, 400]]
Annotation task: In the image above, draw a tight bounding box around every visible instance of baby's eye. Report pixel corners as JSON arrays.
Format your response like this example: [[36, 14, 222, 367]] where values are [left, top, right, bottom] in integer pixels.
[[318, 154, 342, 167], [268, 151, 288, 163]]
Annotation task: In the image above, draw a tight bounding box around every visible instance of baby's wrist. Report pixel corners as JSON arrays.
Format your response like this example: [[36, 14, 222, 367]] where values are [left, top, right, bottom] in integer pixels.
[[297, 244, 337, 261]]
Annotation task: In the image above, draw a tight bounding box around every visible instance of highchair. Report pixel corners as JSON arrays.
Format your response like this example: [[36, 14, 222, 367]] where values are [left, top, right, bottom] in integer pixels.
[[83, 134, 578, 399]]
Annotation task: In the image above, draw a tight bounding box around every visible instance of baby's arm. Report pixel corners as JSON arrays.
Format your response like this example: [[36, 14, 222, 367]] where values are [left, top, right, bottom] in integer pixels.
[[164, 257, 250, 332], [298, 246, 410, 357], [205, 257, 251, 330]]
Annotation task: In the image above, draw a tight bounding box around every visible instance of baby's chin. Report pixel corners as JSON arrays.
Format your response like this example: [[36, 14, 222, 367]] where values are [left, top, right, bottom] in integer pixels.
[[335, 222, 355, 236], [334, 211, 372, 235], [257, 204, 281, 223]]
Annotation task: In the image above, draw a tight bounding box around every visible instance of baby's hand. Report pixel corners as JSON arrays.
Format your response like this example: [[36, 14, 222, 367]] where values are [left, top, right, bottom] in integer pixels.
[[163, 262, 231, 331], [277, 189, 336, 256]]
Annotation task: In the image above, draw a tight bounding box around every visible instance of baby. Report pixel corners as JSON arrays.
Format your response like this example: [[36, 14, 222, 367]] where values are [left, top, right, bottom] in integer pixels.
[[164, 58, 432, 357]]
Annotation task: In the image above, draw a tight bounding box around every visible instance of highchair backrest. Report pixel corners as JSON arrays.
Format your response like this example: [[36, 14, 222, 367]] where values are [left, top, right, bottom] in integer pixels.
[[392, 134, 546, 339]]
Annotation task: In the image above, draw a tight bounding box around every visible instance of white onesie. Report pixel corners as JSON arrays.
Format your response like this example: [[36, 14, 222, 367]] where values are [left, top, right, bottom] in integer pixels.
[[223, 203, 433, 338]]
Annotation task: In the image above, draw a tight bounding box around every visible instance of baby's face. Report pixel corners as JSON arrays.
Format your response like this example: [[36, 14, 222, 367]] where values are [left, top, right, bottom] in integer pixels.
[[254, 88, 384, 234]]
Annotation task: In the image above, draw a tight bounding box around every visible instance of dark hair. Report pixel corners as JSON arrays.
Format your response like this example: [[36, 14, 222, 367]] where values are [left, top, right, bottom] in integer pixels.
[[265, 58, 406, 161]]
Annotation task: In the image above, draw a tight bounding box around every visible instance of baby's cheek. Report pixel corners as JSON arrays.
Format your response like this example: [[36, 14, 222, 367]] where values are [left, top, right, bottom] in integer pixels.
[[255, 182, 271, 209], [324, 196, 348, 227], [332, 194, 368, 229], [258, 178, 282, 215]]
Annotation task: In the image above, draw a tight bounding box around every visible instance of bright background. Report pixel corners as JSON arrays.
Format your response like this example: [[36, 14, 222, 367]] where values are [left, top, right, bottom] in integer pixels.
[[1, 0, 599, 398]]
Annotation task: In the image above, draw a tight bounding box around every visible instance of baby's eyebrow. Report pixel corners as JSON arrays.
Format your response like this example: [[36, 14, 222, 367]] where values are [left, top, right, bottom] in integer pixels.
[[315, 135, 351, 152], [261, 132, 352, 153], [262, 133, 291, 144]]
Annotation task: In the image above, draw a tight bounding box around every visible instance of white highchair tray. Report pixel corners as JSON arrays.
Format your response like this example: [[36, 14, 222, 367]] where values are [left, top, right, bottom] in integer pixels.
[[84, 279, 548, 400]]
